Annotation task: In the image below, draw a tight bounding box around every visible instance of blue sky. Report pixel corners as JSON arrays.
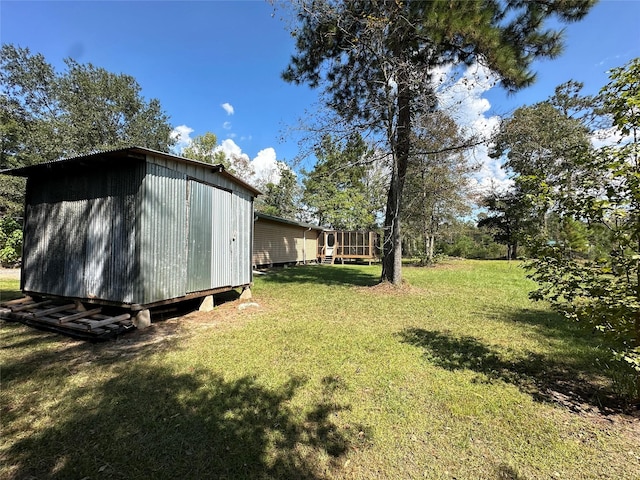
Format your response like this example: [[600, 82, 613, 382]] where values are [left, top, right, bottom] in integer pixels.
[[2, 0, 639, 188]]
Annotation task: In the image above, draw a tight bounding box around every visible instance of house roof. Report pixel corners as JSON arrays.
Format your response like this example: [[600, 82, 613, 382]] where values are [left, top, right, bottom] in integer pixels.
[[255, 212, 324, 231], [0, 146, 262, 197]]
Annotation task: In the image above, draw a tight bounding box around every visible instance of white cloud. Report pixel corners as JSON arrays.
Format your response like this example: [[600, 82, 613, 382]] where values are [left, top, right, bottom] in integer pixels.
[[221, 102, 234, 115], [223, 121, 232, 130], [215, 138, 250, 162], [170, 125, 194, 153], [252, 147, 282, 185], [436, 63, 499, 137], [467, 155, 513, 194], [214, 139, 284, 187], [435, 63, 506, 197], [591, 126, 631, 149]]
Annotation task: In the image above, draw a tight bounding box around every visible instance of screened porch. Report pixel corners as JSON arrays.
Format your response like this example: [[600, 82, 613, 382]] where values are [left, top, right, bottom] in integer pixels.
[[317, 231, 379, 265]]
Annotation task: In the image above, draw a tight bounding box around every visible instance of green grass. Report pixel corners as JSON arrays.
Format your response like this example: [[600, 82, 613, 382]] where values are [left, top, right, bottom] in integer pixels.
[[1, 260, 638, 479], [0, 278, 21, 302]]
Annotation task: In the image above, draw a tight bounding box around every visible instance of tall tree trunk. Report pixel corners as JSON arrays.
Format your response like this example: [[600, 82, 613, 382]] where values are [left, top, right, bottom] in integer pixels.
[[428, 235, 435, 263], [422, 223, 430, 265], [381, 160, 404, 283], [381, 75, 411, 284]]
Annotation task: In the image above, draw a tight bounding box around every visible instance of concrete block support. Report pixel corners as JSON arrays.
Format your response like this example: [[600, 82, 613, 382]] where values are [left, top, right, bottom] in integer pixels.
[[199, 295, 215, 312], [133, 309, 151, 329]]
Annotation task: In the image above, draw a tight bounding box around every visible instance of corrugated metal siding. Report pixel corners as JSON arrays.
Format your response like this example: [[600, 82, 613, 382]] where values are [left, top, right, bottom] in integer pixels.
[[211, 187, 232, 288], [253, 219, 319, 266], [20, 152, 254, 306], [140, 162, 253, 301], [187, 181, 213, 292], [232, 191, 253, 285], [22, 163, 143, 302], [138, 163, 188, 304], [148, 154, 254, 290], [147, 155, 240, 193]]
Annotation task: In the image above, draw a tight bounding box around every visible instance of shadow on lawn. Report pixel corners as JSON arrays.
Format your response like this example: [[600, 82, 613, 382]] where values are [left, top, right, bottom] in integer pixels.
[[399, 310, 625, 413], [0, 287, 22, 303], [2, 327, 361, 479], [259, 264, 380, 288], [483, 306, 600, 348]]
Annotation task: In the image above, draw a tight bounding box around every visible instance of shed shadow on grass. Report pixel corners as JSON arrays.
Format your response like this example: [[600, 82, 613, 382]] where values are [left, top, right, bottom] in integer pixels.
[[3, 361, 360, 479], [399, 321, 625, 414], [1, 322, 366, 479], [259, 264, 380, 288]]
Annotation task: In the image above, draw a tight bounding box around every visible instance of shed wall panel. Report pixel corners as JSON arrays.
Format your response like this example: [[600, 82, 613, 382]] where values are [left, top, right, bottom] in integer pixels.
[[186, 181, 213, 292], [253, 220, 319, 266], [232, 191, 253, 285], [22, 163, 143, 302], [139, 163, 188, 304], [148, 154, 254, 290], [147, 155, 242, 194], [211, 187, 232, 288]]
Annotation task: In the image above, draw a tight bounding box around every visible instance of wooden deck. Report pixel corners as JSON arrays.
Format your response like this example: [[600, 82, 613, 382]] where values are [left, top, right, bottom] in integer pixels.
[[0, 296, 135, 340]]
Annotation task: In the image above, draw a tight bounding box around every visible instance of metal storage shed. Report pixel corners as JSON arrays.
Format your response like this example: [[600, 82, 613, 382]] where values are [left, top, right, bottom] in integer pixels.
[[3, 147, 260, 314]]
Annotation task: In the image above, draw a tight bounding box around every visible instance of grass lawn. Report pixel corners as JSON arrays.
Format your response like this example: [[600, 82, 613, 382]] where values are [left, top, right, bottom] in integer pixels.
[[0, 278, 22, 303], [1, 260, 639, 479]]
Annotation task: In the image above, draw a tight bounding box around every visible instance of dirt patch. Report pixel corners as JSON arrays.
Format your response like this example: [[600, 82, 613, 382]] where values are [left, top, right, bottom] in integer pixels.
[[96, 295, 268, 353], [558, 396, 640, 457], [0, 293, 268, 364]]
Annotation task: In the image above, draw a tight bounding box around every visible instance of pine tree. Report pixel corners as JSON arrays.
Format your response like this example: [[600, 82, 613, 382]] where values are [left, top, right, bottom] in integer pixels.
[[283, 0, 595, 284]]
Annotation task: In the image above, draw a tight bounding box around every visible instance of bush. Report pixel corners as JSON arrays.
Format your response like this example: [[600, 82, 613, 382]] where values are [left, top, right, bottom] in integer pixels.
[[0, 217, 22, 267]]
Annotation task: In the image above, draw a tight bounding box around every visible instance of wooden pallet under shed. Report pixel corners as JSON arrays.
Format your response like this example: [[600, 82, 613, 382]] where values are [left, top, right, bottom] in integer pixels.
[[0, 296, 135, 340]]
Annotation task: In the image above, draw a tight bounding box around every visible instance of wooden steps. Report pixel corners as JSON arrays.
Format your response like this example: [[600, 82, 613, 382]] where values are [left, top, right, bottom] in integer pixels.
[[0, 296, 135, 340]]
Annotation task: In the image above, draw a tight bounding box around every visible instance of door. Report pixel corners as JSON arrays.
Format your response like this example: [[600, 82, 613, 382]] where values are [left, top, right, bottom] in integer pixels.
[[210, 186, 232, 288], [326, 232, 335, 256], [187, 181, 213, 292], [187, 180, 233, 292]]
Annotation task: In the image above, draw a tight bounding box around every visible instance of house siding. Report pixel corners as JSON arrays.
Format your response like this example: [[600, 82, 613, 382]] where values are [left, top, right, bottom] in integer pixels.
[[253, 218, 320, 266]]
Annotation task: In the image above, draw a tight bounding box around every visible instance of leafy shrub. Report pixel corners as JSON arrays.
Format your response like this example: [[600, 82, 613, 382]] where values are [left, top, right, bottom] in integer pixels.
[[0, 217, 22, 267]]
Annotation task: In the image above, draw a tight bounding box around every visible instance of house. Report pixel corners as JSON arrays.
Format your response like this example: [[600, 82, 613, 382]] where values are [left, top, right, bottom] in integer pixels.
[[2, 147, 260, 325], [252, 213, 379, 267], [253, 212, 323, 267]]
